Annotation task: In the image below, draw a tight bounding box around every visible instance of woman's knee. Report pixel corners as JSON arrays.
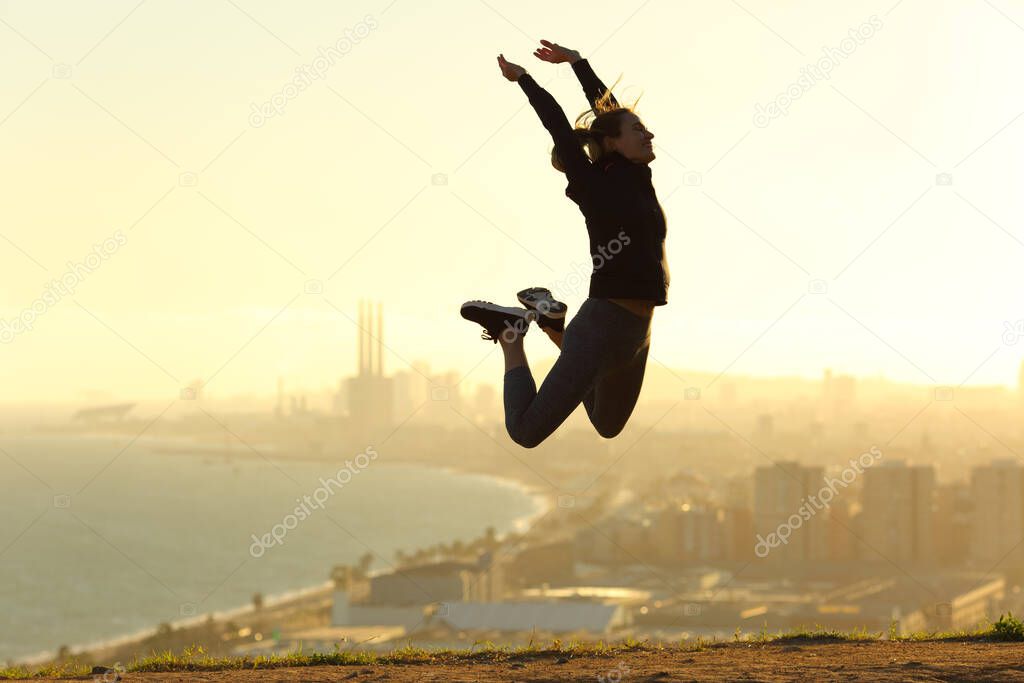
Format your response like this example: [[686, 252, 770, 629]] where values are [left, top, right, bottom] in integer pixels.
[[590, 405, 631, 438], [595, 421, 626, 440], [506, 419, 546, 449], [509, 428, 544, 448]]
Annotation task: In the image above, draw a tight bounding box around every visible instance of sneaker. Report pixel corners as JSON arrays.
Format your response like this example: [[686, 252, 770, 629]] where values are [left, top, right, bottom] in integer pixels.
[[460, 300, 534, 343], [516, 287, 568, 333]]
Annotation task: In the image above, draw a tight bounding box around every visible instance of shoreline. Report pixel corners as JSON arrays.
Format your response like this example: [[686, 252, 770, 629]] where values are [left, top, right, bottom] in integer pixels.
[[3, 433, 553, 667], [10, 582, 336, 668]]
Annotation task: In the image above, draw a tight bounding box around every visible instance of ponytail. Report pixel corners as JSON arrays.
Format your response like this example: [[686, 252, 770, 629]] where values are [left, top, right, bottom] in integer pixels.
[[551, 128, 602, 174], [548, 74, 641, 176]]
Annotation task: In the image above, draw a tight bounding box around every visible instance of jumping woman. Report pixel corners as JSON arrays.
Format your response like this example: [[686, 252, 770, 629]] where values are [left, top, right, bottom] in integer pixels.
[[461, 39, 670, 449]]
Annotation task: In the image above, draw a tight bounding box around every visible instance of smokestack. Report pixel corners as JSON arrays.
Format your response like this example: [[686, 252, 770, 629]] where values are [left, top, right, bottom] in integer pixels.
[[376, 301, 383, 376], [368, 301, 376, 376]]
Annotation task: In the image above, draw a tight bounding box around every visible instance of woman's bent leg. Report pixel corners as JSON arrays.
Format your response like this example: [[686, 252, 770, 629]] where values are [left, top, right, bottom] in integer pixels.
[[580, 300, 653, 438], [582, 342, 650, 438], [503, 300, 609, 448]]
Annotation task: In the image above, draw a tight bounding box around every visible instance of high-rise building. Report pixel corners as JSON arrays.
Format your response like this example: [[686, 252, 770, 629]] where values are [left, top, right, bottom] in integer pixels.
[[859, 460, 935, 565], [970, 459, 1024, 568], [752, 461, 828, 565], [651, 503, 723, 565], [934, 480, 972, 567]]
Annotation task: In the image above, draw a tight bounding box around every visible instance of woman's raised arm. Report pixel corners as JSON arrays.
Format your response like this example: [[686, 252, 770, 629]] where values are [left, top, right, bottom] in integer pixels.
[[533, 39, 620, 110], [498, 53, 595, 184]]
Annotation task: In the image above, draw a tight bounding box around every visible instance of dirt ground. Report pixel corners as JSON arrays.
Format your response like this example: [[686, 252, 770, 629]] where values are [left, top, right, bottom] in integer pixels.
[[38, 640, 1024, 682]]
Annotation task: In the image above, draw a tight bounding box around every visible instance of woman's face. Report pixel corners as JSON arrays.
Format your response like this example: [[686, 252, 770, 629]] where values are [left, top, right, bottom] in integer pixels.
[[607, 112, 655, 164]]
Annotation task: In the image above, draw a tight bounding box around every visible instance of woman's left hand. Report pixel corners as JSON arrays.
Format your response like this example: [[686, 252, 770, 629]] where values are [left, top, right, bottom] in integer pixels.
[[533, 39, 581, 64]]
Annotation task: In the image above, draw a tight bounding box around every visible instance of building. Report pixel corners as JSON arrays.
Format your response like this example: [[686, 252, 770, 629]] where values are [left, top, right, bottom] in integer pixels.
[[391, 361, 431, 420], [650, 504, 723, 566], [436, 601, 628, 634], [752, 461, 828, 566], [332, 555, 504, 629], [859, 460, 935, 565], [636, 572, 1004, 637], [970, 459, 1024, 568], [366, 556, 504, 607], [505, 539, 575, 588], [934, 480, 972, 567]]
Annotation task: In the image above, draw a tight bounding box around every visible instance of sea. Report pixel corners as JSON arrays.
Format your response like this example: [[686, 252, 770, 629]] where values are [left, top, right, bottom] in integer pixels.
[[0, 433, 547, 663]]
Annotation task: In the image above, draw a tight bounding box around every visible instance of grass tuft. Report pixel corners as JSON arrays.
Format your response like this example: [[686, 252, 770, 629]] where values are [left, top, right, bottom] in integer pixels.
[[5, 613, 1024, 679]]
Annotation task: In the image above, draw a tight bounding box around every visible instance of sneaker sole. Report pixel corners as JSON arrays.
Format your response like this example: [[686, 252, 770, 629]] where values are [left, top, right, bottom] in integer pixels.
[[516, 287, 567, 319], [461, 301, 534, 341]]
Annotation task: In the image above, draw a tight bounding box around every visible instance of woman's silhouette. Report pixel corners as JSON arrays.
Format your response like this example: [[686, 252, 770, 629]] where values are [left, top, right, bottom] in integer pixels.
[[461, 39, 670, 448]]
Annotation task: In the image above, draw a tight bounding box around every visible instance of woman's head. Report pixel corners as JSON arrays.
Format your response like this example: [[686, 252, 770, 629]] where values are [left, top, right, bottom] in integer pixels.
[[600, 110, 655, 164], [551, 85, 655, 173]]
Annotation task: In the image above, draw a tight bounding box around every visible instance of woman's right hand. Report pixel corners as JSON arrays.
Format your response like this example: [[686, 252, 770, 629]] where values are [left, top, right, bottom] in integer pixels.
[[533, 39, 581, 65], [497, 54, 526, 82]]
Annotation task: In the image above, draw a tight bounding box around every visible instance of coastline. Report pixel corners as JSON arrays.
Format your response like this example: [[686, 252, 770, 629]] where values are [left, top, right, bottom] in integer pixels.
[[415, 462, 554, 536], [4, 433, 553, 667], [11, 581, 336, 668]]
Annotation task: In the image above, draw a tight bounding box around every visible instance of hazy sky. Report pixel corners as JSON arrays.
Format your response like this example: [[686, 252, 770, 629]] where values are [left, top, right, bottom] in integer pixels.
[[1, 0, 1023, 402]]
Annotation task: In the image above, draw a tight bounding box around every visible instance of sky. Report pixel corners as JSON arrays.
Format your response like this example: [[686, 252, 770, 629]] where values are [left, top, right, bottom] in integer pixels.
[[1, 0, 1023, 403]]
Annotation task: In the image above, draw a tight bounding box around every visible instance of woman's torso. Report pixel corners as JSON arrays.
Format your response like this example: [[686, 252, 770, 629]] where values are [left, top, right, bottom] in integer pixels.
[[568, 153, 670, 306]]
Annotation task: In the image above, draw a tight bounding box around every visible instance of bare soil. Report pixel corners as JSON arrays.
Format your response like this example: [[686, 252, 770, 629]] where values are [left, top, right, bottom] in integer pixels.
[[34, 640, 1024, 682]]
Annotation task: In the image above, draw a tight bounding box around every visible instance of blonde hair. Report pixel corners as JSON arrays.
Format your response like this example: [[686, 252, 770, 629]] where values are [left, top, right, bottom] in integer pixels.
[[551, 74, 644, 174]]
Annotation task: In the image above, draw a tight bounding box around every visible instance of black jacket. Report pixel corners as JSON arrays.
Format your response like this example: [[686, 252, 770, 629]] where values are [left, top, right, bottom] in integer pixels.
[[517, 59, 669, 306]]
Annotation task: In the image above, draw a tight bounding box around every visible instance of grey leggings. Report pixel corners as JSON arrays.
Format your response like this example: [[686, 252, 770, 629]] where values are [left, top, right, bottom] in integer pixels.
[[503, 297, 652, 448]]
